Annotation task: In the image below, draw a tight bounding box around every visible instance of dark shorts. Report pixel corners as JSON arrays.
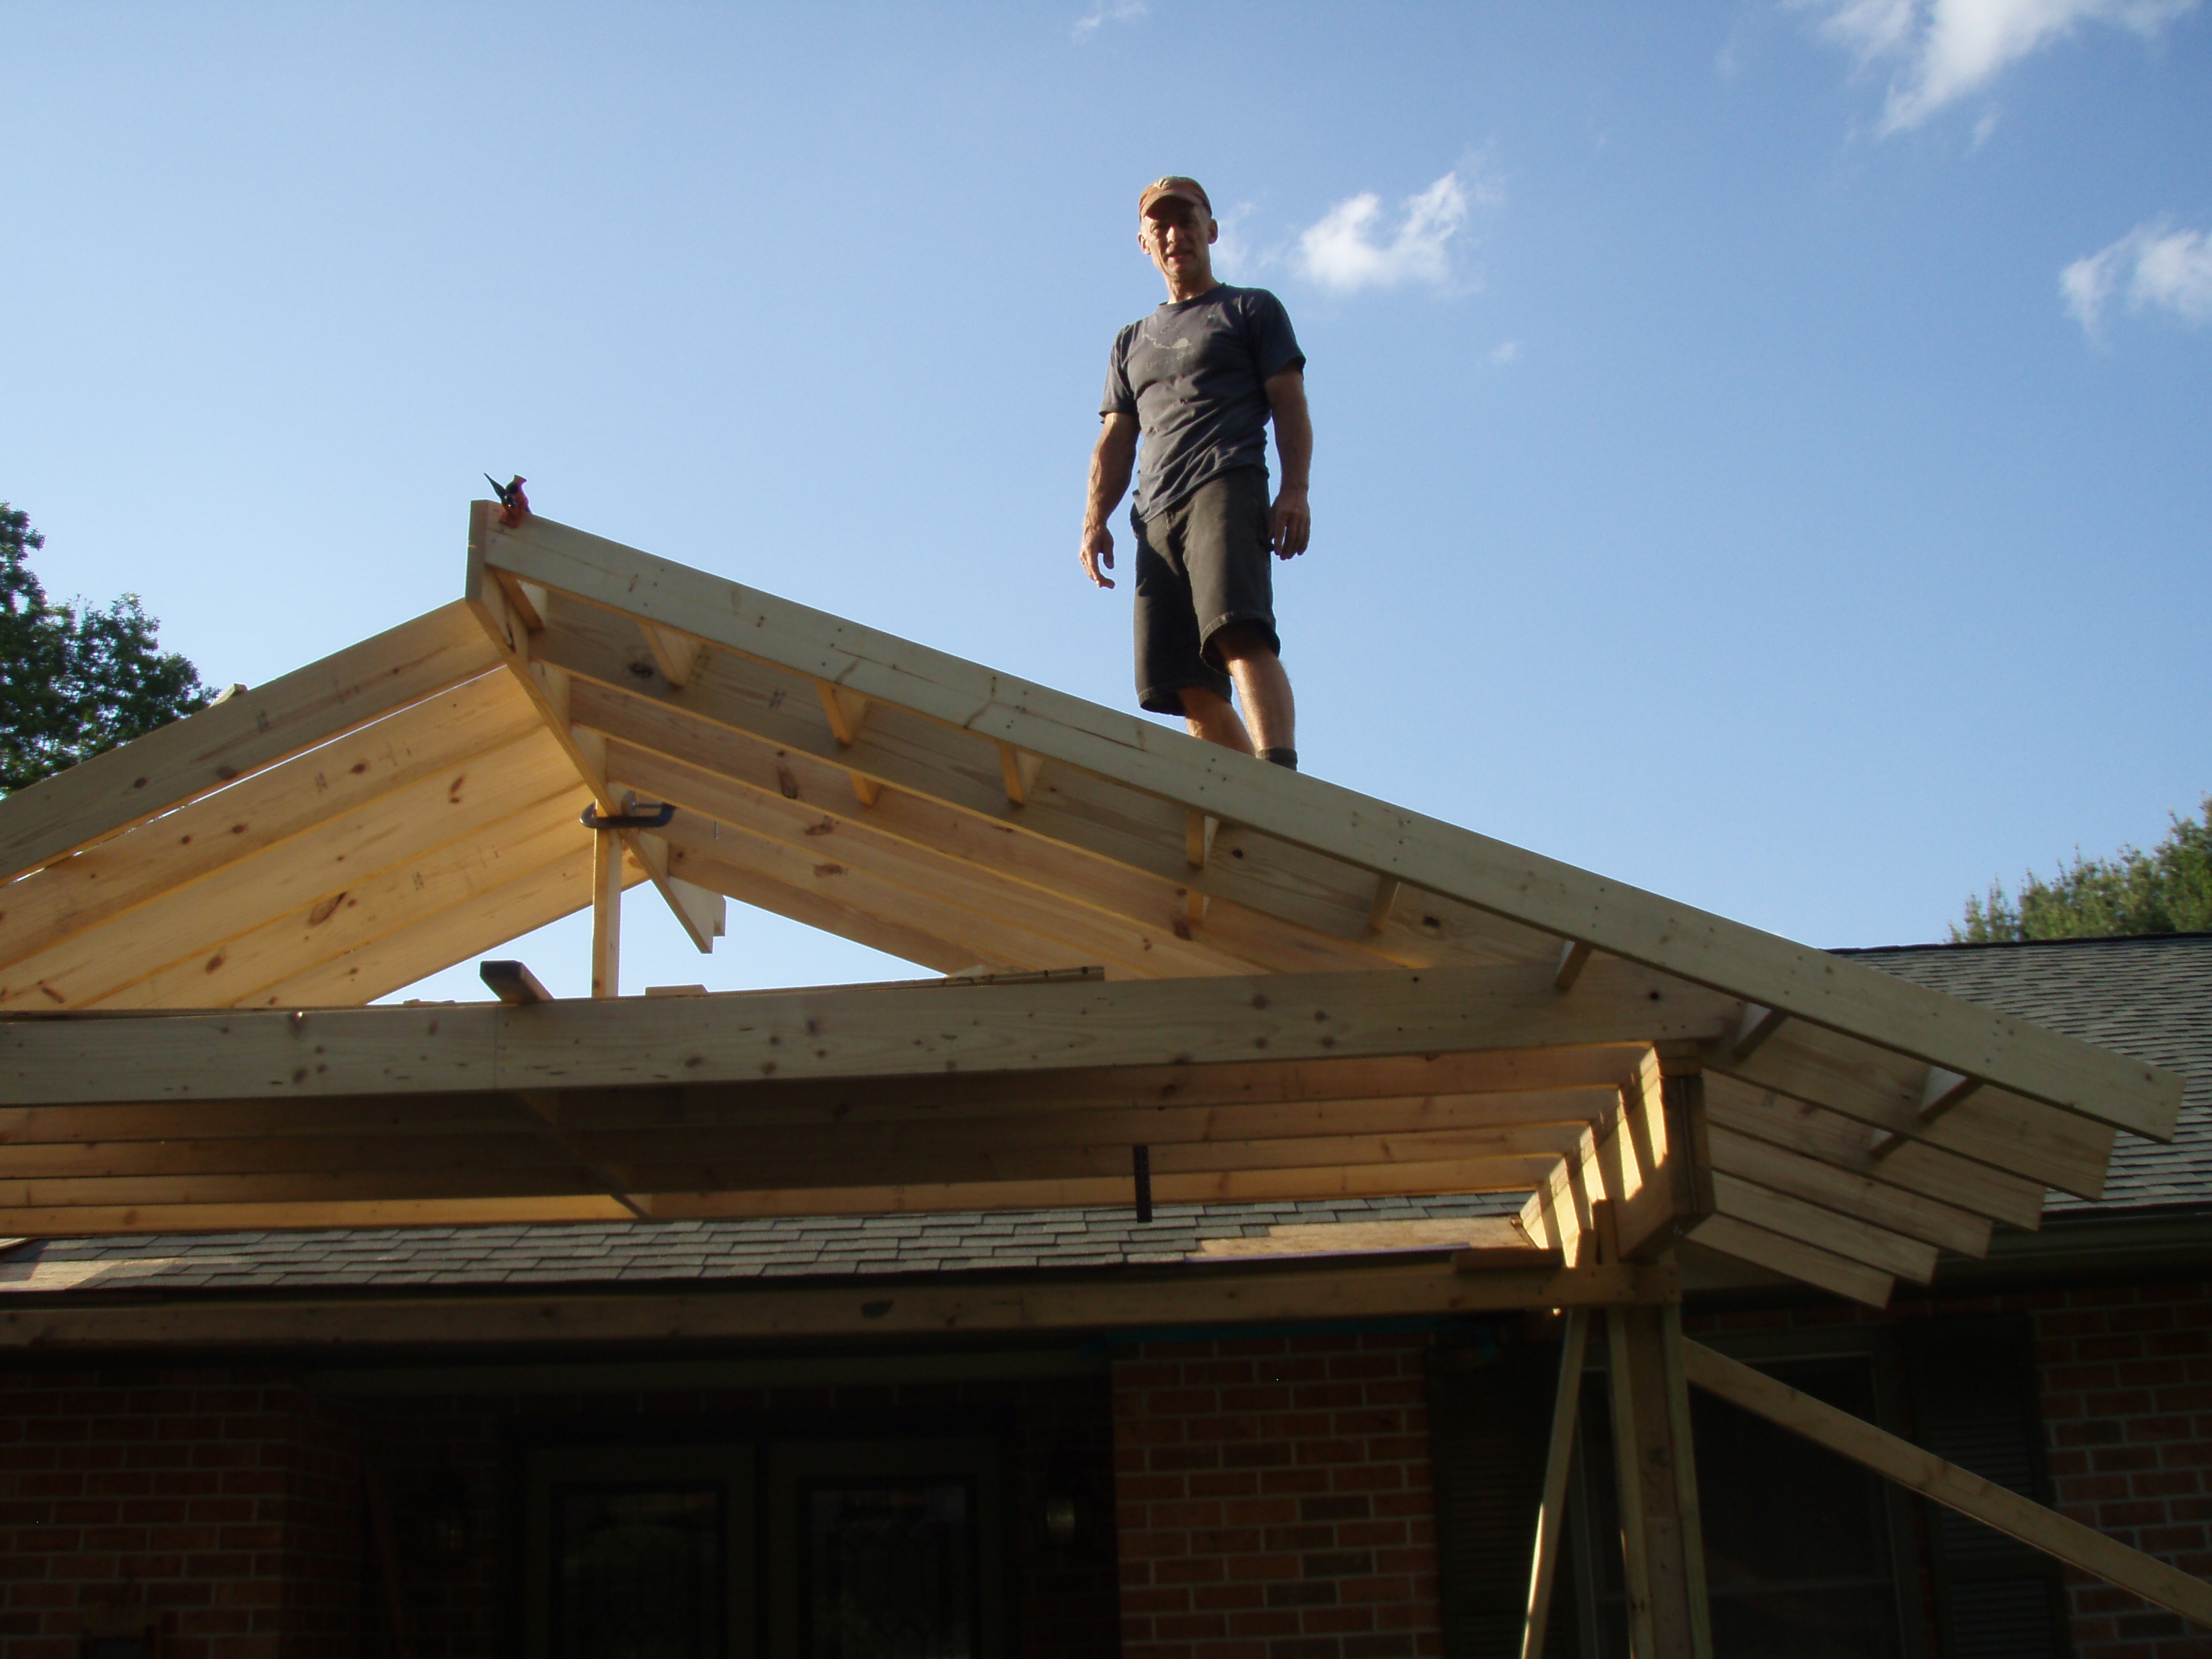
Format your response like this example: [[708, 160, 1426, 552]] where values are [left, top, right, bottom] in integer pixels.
[[1132, 466, 1280, 716]]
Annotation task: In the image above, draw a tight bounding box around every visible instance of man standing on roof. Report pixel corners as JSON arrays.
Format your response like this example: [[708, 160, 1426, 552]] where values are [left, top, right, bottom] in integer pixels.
[[1081, 175, 1312, 771]]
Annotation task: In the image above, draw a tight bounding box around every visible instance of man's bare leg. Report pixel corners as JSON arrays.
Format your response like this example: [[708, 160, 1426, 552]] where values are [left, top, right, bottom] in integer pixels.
[[1178, 685, 1254, 754], [1213, 623, 1295, 757]]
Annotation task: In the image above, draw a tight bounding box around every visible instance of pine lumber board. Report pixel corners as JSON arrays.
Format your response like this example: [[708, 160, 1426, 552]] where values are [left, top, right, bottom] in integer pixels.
[[1683, 1339, 2212, 1630], [253, 845, 645, 1009], [1682, 1213, 1895, 1307], [552, 601, 1557, 971], [613, 742, 1398, 979], [464, 513, 718, 956], [480, 512, 2179, 1138], [1194, 1217, 1534, 1258], [0, 672, 537, 973], [92, 791, 592, 1010], [0, 603, 500, 884], [0, 729, 580, 1011], [0, 1092, 1619, 1159], [0, 1078, 1626, 1148], [1702, 1072, 2045, 1231], [1709, 1171, 1940, 1282], [0, 1116, 1594, 1184], [1711, 1020, 2110, 1200], [662, 844, 989, 975], [637, 1156, 1563, 1216], [650, 796, 1253, 981], [0, 1195, 637, 1237], [0, 1150, 1565, 1213], [0, 1259, 1678, 1346], [1705, 1122, 1992, 1256], [0, 959, 1725, 1107]]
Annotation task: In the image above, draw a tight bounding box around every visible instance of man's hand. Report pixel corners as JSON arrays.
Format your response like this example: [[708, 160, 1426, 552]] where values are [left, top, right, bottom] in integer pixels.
[[1081, 522, 1117, 589], [1082, 413, 1139, 591], [1269, 486, 1310, 559]]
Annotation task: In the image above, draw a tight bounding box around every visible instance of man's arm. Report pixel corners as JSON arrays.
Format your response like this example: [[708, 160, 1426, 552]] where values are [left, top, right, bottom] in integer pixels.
[[1081, 413, 1140, 589], [1264, 369, 1310, 559]]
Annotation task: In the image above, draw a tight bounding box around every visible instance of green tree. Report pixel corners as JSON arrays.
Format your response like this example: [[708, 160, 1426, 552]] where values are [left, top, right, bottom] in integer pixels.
[[1954, 797, 2212, 942], [1, 502, 210, 794]]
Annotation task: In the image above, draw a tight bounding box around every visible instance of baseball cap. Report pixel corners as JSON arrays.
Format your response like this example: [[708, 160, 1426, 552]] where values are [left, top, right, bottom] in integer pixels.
[[1138, 175, 1212, 217]]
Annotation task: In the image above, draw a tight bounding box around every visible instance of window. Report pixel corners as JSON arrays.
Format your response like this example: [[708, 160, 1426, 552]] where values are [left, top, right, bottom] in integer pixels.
[[523, 1434, 1004, 1659]]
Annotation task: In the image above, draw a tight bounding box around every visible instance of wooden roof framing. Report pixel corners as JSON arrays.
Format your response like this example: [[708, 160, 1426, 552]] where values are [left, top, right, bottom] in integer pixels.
[[0, 502, 2184, 1307]]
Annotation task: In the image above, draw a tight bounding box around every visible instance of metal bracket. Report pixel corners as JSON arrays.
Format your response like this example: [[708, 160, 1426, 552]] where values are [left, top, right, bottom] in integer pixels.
[[580, 802, 675, 830]]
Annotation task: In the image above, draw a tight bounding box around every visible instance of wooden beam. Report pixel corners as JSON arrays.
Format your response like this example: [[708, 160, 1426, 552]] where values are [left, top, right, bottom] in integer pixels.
[[480, 961, 552, 1005], [1683, 1339, 2212, 1632], [0, 1073, 1628, 1149], [1194, 1218, 1534, 1259], [0, 671, 538, 975], [1367, 876, 1400, 935], [1520, 1308, 1590, 1659], [1706, 1172, 1938, 1282], [251, 842, 644, 1009], [0, 728, 583, 1010], [1704, 1123, 1992, 1256], [1524, 1051, 1715, 1269], [0, 1258, 1678, 1348], [998, 744, 1043, 806], [1680, 1213, 1894, 1307], [0, 960, 1725, 1107], [624, 831, 725, 953], [1554, 938, 1593, 991], [1709, 1020, 2112, 1201], [1702, 1072, 2046, 1231], [464, 505, 724, 955], [590, 824, 624, 999], [90, 791, 593, 1012], [1606, 1304, 1713, 1659], [1868, 1065, 1984, 1159], [0, 603, 498, 884], [814, 679, 882, 807], [616, 742, 1391, 980], [1732, 1003, 1785, 1057], [477, 511, 2181, 1141], [639, 621, 705, 687]]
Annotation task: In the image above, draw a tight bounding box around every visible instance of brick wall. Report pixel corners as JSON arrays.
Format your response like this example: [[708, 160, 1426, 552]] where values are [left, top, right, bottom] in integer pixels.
[[0, 1367, 365, 1659], [0, 1362, 1119, 1659], [1110, 1335, 1442, 1659], [2034, 1279, 2212, 1659]]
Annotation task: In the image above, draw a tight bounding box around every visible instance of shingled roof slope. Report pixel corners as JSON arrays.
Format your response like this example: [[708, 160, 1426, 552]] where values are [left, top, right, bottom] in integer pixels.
[[4, 935, 2204, 1298]]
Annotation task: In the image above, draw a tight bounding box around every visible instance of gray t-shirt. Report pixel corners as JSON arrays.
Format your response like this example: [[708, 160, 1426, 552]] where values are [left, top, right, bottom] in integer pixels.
[[1100, 284, 1305, 521]]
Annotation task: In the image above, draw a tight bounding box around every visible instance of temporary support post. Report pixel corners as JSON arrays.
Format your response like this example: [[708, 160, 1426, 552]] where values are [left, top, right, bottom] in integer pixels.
[[1521, 1306, 1591, 1659], [1606, 1300, 1712, 1659], [590, 828, 623, 999]]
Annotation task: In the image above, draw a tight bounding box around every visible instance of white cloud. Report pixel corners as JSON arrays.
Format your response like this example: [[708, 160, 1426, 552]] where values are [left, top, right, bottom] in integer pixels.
[[1071, 0, 1146, 44], [1295, 171, 1489, 295], [2063, 218, 2212, 331], [1489, 340, 1521, 365], [1798, 0, 2198, 132]]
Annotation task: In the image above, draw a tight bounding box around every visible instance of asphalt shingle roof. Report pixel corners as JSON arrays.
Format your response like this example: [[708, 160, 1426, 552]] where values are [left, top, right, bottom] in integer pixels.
[[4, 934, 2206, 1294]]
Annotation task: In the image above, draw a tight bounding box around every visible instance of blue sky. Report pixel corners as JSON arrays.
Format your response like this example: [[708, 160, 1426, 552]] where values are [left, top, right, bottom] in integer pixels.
[[3, 1, 2206, 999]]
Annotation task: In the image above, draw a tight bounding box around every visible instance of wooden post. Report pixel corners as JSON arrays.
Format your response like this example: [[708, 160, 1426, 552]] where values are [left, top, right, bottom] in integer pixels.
[[1521, 1306, 1591, 1659], [1607, 1300, 1712, 1659], [590, 828, 623, 999]]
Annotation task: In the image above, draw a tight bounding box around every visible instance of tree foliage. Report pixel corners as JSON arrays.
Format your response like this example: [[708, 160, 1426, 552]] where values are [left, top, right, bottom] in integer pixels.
[[1954, 797, 2212, 942], [1, 502, 209, 794]]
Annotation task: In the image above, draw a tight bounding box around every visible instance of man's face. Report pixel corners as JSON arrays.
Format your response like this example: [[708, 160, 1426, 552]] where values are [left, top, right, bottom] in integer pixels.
[[1140, 196, 1217, 283]]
